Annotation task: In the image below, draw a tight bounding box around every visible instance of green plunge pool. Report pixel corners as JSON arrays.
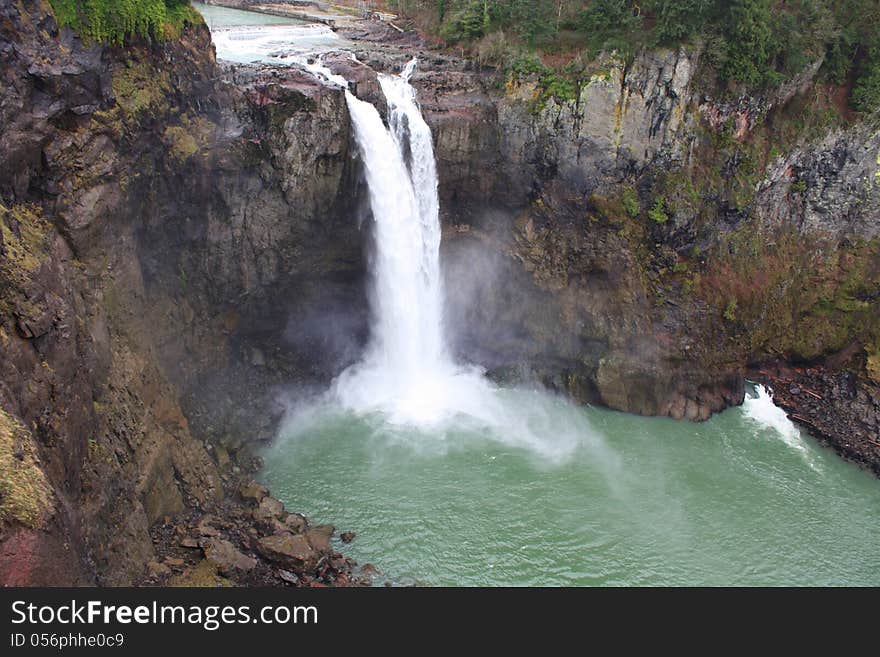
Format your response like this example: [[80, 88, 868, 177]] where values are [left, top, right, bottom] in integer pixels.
[[259, 384, 880, 586]]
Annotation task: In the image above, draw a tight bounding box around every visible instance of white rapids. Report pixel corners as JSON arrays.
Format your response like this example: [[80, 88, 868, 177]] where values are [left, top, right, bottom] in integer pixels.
[[210, 24, 342, 64]]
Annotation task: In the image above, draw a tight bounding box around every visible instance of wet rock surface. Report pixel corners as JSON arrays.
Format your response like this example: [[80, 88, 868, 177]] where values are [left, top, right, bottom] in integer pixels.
[[0, 0, 366, 585]]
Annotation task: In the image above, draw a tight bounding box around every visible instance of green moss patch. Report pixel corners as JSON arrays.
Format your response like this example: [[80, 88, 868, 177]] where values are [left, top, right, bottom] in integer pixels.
[[0, 203, 50, 274], [0, 409, 53, 529], [0, 204, 52, 317], [111, 60, 172, 116], [161, 115, 212, 164], [163, 125, 198, 163]]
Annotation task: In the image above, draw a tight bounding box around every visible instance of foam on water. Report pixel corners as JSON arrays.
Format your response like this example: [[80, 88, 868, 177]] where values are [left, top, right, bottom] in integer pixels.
[[210, 24, 342, 64], [742, 383, 820, 472]]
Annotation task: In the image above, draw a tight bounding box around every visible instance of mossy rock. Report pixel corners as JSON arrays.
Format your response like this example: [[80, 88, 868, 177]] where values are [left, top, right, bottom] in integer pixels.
[[161, 114, 213, 164], [168, 559, 233, 587], [0, 203, 51, 317], [163, 125, 198, 163], [111, 60, 172, 116], [0, 203, 50, 274], [0, 409, 53, 529]]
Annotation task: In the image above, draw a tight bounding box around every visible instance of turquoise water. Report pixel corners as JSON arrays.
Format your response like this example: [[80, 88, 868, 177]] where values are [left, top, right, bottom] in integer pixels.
[[260, 385, 880, 586], [193, 2, 299, 27]]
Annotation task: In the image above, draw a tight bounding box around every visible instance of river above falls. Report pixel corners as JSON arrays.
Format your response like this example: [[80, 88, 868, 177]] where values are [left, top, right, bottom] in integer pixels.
[[260, 384, 880, 586], [193, 1, 346, 63]]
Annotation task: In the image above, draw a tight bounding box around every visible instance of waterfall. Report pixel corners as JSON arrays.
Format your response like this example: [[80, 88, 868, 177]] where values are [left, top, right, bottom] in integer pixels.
[[302, 59, 593, 458], [378, 60, 447, 371], [309, 58, 457, 425]]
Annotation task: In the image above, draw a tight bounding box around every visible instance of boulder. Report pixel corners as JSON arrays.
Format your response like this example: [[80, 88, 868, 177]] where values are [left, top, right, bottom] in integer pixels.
[[305, 525, 334, 554], [146, 561, 170, 578], [253, 496, 285, 525], [203, 538, 256, 575], [240, 481, 269, 504], [196, 515, 221, 538], [278, 512, 307, 534], [256, 533, 317, 572], [324, 54, 388, 119], [277, 569, 300, 585]]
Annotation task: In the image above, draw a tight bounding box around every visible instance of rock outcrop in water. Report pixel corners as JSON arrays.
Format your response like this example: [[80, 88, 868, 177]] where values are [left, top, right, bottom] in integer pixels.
[[0, 1, 878, 585]]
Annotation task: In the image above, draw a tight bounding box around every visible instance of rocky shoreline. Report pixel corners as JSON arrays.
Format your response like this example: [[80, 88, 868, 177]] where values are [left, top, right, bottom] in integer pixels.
[[142, 477, 370, 587]]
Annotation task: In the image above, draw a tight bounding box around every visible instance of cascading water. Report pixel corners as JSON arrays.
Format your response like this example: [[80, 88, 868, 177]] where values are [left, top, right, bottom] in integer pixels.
[[331, 60, 453, 425], [300, 57, 595, 454]]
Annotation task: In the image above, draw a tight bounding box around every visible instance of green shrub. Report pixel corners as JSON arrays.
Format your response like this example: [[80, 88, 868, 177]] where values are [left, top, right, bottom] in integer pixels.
[[721, 0, 780, 87], [852, 44, 880, 113], [621, 187, 640, 218], [439, 1, 488, 42], [649, 0, 712, 44], [723, 298, 738, 321], [506, 54, 581, 105], [579, 0, 643, 56], [648, 197, 669, 224]]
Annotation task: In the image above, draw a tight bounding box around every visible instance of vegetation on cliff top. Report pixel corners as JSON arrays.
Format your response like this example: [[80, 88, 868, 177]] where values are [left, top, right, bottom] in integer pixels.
[[48, 0, 201, 44], [389, 0, 880, 111]]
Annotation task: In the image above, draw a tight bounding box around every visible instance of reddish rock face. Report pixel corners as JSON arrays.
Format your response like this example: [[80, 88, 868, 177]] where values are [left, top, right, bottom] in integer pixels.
[[0, 528, 92, 586], [324, 53, 389, 118]]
